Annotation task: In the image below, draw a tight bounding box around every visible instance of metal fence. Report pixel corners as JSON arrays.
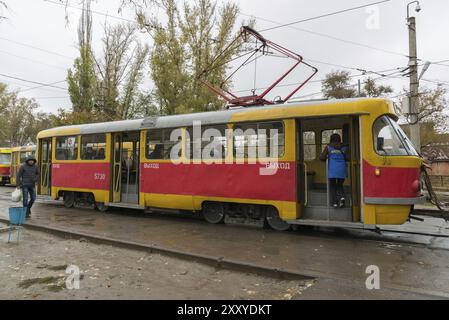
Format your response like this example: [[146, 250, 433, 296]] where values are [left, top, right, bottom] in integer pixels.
[[430, 175, 449, 191]]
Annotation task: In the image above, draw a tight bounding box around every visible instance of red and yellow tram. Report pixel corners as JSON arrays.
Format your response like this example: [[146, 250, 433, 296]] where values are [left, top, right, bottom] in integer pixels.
[[0, 147, 11, 185], [36, 98, 424, 230]]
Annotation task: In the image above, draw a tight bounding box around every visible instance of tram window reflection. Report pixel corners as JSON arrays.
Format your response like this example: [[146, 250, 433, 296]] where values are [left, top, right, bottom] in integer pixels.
[[81, 134, 107, 160], [56, 136, 78, 160]]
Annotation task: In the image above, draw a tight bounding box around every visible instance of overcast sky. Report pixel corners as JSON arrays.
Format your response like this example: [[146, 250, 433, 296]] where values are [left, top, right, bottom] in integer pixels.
[[0, 0, 448, 114]]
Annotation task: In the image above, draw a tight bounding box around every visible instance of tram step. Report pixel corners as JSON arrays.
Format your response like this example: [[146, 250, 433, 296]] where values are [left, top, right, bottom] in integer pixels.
[[105, 202, 145, 210], [288, 219, 368, 230], [302, 206, 353, 222], [307, 191, 352, 207]]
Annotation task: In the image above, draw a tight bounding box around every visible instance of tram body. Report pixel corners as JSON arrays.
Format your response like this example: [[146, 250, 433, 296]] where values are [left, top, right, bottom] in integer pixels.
[[9, 145, 36, 186], [0, 148, 12, 185], [36, 98, 424, 229]]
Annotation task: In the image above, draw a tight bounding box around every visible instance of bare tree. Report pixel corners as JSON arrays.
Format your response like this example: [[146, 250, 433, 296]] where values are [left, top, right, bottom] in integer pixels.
[[93, 23, 149, 120], [0, 83, 52, 146], [0, 1, 7, 21]]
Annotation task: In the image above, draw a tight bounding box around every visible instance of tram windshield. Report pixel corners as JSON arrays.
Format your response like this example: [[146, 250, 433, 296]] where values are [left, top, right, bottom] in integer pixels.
[[0, 153, 11, 164], [373, 116, 418, 156]]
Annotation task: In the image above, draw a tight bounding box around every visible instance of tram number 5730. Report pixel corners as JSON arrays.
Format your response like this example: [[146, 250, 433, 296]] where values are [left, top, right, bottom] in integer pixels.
[[94, 173, 106, 180]]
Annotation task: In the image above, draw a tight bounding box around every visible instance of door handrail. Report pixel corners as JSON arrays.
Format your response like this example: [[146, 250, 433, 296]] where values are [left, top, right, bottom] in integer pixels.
[[304, 162, 308, 207]]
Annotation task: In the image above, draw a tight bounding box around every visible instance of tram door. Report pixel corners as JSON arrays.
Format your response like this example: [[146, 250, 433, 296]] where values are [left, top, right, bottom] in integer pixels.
[[38, 138, 52, 195], [298, 116, 361, 222], [111, 132, 140, 204]]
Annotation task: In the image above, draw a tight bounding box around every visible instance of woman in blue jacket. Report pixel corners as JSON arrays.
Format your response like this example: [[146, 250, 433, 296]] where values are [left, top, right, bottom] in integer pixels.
[[320, 134, 349, 208]]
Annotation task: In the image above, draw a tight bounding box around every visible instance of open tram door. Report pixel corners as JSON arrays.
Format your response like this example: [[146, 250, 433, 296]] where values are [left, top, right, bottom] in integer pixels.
[[297, 116, 361, 224], [38, 138, 52, 196], [111, 132, 141, 206]]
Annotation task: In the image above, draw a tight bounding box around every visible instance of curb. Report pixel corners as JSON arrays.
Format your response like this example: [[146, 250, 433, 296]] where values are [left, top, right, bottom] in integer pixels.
[[0, 217, 313, 281]]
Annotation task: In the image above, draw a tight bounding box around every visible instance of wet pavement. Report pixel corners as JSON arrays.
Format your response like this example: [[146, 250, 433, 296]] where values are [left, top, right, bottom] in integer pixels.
[[1, 186, 449, 299]]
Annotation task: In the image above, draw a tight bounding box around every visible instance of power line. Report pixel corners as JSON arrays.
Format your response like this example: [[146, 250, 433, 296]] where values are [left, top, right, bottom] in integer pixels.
[[240, 12, 408, 58], [0, 49, 68, 71], [31, 96, 70, 100], [0, 79, 67, 93], [259, 0, 391, 32], [234, 66, 404, 94], [0, 37, 75, 60], [290, 71, 404, 100], [44, 0, 139, 25], [0, 73, 67, 91], [18, 80, 68, 93]]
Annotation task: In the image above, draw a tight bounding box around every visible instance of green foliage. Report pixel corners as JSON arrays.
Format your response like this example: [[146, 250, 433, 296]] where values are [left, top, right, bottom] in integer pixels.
[[0, 83, 51, 146], [361, 77, 393, 97], [65, 1, 150, 125], [93, 23, 150, 121], [322, 71, 393, 99], [147, 0, 240, 115], [67, 0, 97, 115], [322, 70, 357, 99], [67, 45, 97, 113]]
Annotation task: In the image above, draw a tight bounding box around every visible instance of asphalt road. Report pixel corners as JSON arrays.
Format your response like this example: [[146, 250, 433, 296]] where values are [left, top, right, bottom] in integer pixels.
[[1, 186, 448, 299]]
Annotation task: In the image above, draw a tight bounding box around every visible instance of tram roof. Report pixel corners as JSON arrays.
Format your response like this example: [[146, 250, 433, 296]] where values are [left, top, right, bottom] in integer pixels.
[[11, 145, 36, 152], [37, 98, 394, 138]]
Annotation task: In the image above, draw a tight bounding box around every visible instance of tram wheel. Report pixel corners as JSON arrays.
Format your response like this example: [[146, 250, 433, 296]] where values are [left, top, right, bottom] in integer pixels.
[[63, 192, 75, 208], [95, 202, 109, 212], [202, 202, 225, 224], [265, 207, 291, 231]]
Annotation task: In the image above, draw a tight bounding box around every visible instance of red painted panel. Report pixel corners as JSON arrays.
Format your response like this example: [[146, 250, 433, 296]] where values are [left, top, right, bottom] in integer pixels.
[[0, 166, 10, 176], [140, 162, 297, 202], [52, 162, 110, 191], [363, 160, 420, 198]]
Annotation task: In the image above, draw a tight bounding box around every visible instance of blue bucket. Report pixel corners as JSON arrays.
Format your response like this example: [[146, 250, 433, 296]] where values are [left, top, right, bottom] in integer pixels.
[[9, 207, 27, 225]]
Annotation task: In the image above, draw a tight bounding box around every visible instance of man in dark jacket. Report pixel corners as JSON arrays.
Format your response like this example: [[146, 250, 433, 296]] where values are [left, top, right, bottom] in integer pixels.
[[16, 155, 39, 218]]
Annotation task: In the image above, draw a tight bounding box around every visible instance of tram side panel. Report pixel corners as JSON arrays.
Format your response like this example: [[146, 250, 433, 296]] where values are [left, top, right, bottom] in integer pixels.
[[140, 161, 298, 219], [50, 134, 111, 203], [140, 120, 299, 220], [51, 162, 111, 202]]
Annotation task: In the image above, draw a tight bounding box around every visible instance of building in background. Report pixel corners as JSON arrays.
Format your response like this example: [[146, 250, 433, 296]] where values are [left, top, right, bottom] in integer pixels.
[[422, 143, 449, 191]]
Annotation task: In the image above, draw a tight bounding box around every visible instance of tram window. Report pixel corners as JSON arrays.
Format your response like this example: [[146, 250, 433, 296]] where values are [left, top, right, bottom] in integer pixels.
[[20, 151, 35, 163], [303, 131, 316, 161], [56, 136, 78, 160], [146, 129, 181, 160], [321, 129, 343, 151], [81, 134, 107, 160], [373, 116, 417, 156], [0, 153, 10, 165], [186, 125, 227, 160], [233, 121, 285, 159], [41, 143, 48, 162]]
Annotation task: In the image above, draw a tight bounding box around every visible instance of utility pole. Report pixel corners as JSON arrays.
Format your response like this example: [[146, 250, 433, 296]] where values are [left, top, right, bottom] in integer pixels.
[[407, 1, 421, 151]]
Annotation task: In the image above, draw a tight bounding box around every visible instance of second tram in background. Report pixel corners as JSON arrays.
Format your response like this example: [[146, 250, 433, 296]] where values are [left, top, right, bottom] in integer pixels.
[[0, 148, 11, 185], [9, 145, 36, 186]]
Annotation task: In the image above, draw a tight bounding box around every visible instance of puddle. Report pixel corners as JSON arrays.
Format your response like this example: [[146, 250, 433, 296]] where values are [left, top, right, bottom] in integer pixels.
[[18, 276, 65, 291], [36, 264, 68, 271]]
